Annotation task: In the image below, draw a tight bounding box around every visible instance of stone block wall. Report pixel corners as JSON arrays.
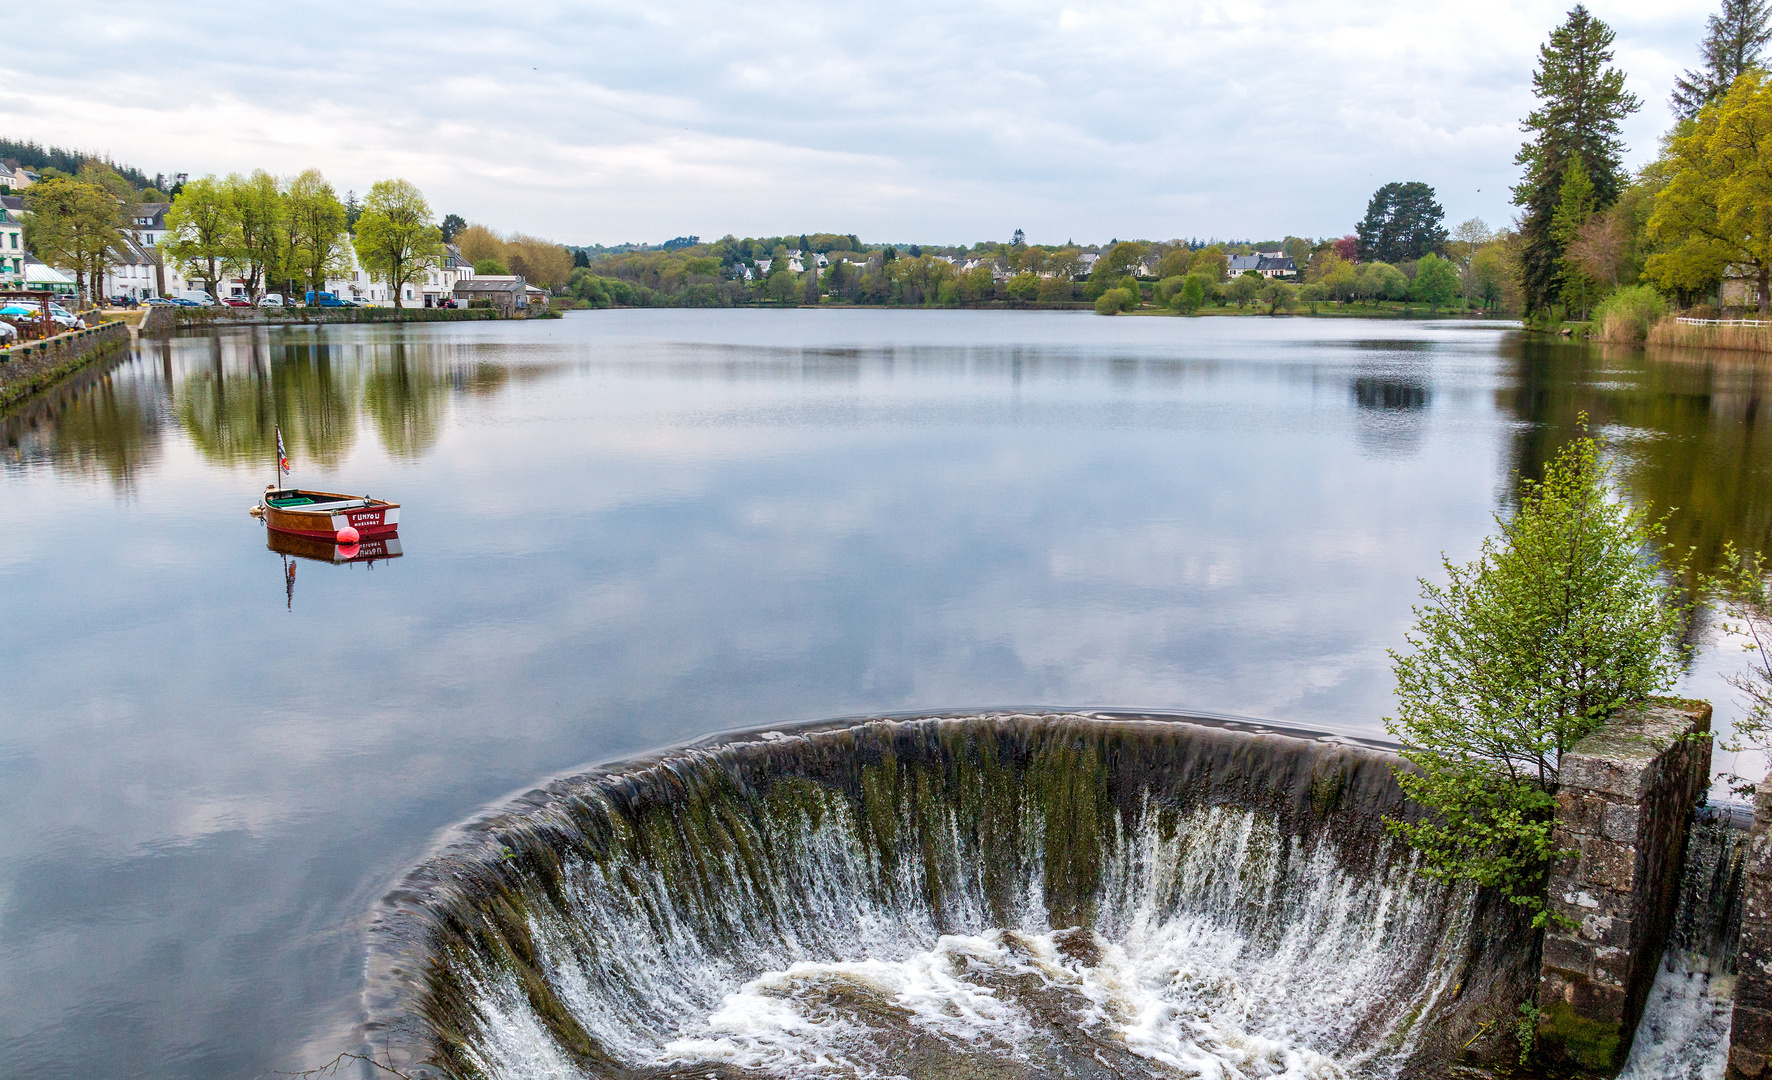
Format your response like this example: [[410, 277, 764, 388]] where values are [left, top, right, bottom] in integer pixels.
[[0, 321, 130, 409], [1536, 698, 1712, 1075], [1731, 786, 1772, 1079]]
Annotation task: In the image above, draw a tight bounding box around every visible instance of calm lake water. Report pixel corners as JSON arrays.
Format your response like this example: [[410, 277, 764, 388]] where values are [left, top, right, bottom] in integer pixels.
[[1, 309, 1768, 1078]]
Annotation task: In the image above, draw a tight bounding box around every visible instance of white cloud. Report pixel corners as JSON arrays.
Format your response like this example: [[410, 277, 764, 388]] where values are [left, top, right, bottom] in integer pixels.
[[11, 0, 1719, 243]]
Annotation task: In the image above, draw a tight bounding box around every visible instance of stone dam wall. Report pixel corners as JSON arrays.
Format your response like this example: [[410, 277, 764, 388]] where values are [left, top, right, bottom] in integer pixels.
[[364, 706, 1716, 1079]]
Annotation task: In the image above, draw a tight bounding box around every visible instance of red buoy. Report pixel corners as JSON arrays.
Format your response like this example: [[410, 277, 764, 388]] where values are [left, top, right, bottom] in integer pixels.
[[336, 525, 360, 544]]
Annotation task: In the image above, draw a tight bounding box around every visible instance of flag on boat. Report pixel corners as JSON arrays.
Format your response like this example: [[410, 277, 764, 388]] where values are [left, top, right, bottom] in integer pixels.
[[276, 427, 289, 474]]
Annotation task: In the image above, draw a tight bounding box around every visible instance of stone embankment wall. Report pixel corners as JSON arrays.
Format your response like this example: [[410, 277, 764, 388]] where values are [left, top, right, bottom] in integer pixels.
[[0, 321, 131, 410], [1732, 787, 1772, 1079], [1534, 698, 1713, 1075], [141, 306, 504, 336]]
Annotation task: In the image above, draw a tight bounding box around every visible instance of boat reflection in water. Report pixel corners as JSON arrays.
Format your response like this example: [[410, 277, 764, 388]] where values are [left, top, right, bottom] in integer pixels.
[[265, 528, 403, 611]]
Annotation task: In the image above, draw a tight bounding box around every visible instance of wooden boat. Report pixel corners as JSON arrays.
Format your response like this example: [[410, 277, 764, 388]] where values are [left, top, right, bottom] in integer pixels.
[[266, 528, 403, 564], [258, 486, 400, 539]]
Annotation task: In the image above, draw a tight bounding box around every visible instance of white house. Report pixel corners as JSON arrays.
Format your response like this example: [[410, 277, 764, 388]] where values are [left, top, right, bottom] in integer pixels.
[[0, 197, 24, 285]]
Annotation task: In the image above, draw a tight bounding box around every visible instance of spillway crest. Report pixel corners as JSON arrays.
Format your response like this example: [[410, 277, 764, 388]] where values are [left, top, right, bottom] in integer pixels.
[[373, 713, 1523, 1079]]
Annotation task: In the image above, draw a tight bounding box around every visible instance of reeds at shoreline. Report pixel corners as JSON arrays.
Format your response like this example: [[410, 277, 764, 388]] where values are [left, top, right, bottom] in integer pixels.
[[1645, 317, 1772, 354]]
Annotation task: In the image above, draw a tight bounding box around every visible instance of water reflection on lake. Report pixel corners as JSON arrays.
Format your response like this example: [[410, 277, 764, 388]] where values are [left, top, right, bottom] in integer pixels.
[[1, 310, 1769, 1079]]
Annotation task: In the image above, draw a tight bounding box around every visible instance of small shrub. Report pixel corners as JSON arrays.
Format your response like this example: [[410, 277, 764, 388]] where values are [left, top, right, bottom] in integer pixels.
[[1094, 287, 1135, 315], [1591, 284, 1668, 343]]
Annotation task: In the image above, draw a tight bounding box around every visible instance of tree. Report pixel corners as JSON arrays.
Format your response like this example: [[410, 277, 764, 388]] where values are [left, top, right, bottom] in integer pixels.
[[439, 213, 466, 243], [1260, 280, 1296, 315], [164, 175, 240, 298], [1357, 182, 1447, 263], [1176, 274, 1207, 313], [1514, 5, 1642, 315], [455, 224, 505, 265], [229, 171, 283, 300], [1227, 273, 1262, 308], [802, 263, 821, 304], [284, 169, 349, 304], [1549, 158, 1601, 316], [1097, 240, 1147, 278], [1412, 253, 1461, 311], [1386, 432, 1687, 923], [1093, 287, 1136, 314], [1673, 0, 1772, 120], [1649, 69, 1772, 312], [1155, 248, 1192, 279], [1470, 241, 1513, 311], [1332, 235, 1360, 262], [504, 235, 574, 289], [353, 179, 444, 309], [25, 176, 126, 306], [1566, 207, 1629, 290], [1357, 261, 1410, 303]]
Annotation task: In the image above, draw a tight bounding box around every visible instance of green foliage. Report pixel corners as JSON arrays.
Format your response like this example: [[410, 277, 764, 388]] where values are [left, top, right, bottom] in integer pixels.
[[1006, 272, 1039, 301], [1590, 284, 1667, 342], [1513, 5, 1642, 314], [284, 169, 350, 303], [1357, 181, 1448, 263], [1385, 431, 1687, 922], [1358, 262, 1410, 302], [1411, 253, 1460, 310], [24, 175, 128, 305], [164, 175, 240, 296], [353, 178, 444, 308], [1550, 158, 1601, 316], [1178, 275, 1207, 313], [1260, 280, 1295, 314], [1227, 274, 1262, 307], [1093, 287, 1135, 315], [1516, 1000, 1541, 1065], [1649, 68, 1772, 311], [1672, 0, 1772, 120], [474, 258, 509, 275]]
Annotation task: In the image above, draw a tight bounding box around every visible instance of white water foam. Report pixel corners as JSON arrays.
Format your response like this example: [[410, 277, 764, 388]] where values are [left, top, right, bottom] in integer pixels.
[[1617, 952, 1733, 1080], [450, 802, 1468, 1079]]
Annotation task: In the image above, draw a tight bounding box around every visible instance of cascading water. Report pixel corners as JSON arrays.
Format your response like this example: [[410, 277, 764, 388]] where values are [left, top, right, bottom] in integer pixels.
[[367, 713, 1538, 1079], [1618, 803, 1751, 1080]]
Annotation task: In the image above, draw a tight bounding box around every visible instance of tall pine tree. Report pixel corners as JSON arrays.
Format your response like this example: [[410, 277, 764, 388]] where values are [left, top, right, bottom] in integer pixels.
[[1513, 5, 1641, 316], [1672, 0, 1772, 120]]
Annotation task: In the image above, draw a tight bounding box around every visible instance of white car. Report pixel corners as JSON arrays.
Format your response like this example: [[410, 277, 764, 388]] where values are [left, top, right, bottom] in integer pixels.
[[0, 319, 16, 343], [45, 304, 78, 330], [258, 294, 284, 307]]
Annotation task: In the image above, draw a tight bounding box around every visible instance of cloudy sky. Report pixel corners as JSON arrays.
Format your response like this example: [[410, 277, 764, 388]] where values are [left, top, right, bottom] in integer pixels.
[[13, 1, 1717, 246]]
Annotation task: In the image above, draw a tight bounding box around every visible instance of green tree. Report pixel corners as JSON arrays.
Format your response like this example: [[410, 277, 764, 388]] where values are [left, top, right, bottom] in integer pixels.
[[1706, 543, 1772, 794], [1648, 69, 1772, 312], [1513, 5, 1642, 315], [1356, 182, 1448, 263], [439, 213, 466, 243], [1357, 261, 1410, 303], [1471, 242, 1513, 311], [164, 175, 241, 298], [1260, 280, 1295, 315], [1672, 0, 1772, 120], [228, 171, 283, 300], [1549, 157, 1600, 316], [1177, 274, 1207, 313], [1412, 253, 1461, 311], [1385, 432, 1687, 923], [1093, 286, 1136, 314], [353, 179, 444, 309], [284, 170, 349, 305], [1097, 241, 1147, 278], [1227, 273, 1262, 308], [24, 176, 127, 306], [1006, 272, 1039, 301]]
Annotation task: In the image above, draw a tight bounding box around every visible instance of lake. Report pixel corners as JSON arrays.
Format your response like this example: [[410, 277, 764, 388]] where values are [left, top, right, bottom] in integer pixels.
[[0, 309, 1766, 1078]]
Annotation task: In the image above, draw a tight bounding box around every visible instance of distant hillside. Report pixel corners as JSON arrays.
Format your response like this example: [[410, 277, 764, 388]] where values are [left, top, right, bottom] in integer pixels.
[[0, 138, 160, 190]]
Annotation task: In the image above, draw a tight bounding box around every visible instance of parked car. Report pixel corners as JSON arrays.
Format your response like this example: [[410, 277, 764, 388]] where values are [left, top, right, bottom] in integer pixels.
[[258, 294, 284, 307], [45, 304, 79, 330], [304, 291, 348, 307], [222, 297, 251, 307], [175, 290, 215, 306], [171, 298, 201, 307], [142, 297, 175, 307], [0, 320, 15, 343], [436, 298, 457, 309]]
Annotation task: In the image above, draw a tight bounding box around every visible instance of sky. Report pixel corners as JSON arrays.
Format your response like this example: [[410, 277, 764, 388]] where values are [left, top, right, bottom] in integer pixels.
[[8, 0, 1721, 247]]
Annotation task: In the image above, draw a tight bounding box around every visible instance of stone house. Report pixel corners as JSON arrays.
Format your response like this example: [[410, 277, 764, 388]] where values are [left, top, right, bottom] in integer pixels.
[[453, 275, 529, 316]]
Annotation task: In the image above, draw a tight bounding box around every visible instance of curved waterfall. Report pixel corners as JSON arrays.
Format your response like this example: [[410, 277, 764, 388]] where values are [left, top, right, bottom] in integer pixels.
[[367, 713, 1533, 1079]]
